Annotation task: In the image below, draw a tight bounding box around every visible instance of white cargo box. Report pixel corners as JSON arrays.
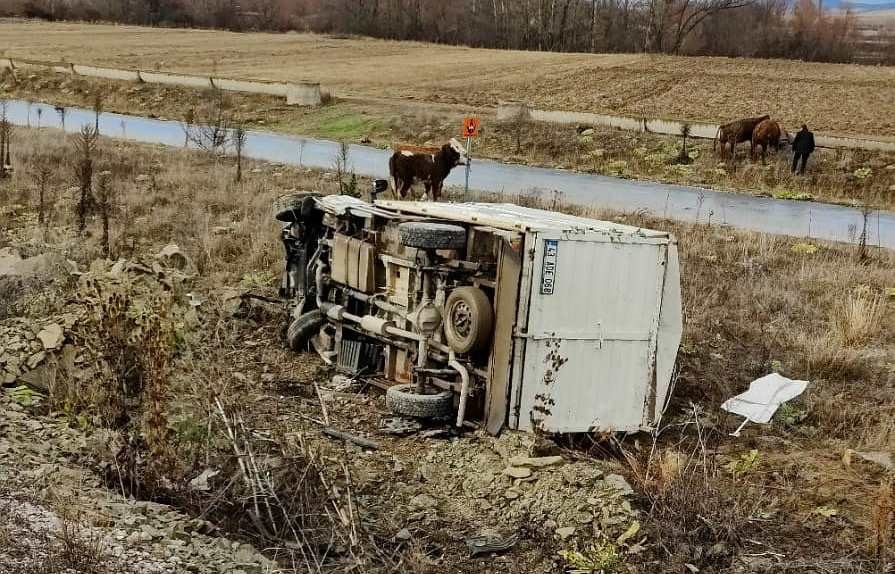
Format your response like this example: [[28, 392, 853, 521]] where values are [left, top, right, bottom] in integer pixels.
[[375, 200, 682, 434]]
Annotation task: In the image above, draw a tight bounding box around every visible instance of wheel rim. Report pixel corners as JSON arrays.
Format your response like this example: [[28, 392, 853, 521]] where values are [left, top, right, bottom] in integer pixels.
[[451, 300, 472, 339]]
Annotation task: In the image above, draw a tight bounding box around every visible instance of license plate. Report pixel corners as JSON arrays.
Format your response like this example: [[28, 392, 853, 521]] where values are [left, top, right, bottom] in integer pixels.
[[540, 240, 558, 295]]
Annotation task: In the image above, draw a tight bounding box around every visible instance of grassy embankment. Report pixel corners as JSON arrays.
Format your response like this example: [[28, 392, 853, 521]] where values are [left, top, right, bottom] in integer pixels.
[[1, 125, 894, 572]]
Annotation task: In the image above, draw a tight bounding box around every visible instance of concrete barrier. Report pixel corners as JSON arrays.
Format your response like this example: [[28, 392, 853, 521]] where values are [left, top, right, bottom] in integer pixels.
[[1, 56, 324, 107], [496, 101, 895, 153], [286, 83, 322, 106], [73, 64, 139, 82], [496, 100, 530, 121], [212, 77, 286, 97], [138, 70, 214, 90]]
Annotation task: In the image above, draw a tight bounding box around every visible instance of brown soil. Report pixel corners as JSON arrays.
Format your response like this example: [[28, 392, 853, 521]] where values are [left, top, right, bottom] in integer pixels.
[[1, 20, 894, 137]]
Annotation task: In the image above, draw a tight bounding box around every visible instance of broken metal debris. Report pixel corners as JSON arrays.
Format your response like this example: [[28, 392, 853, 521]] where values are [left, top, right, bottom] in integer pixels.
[[465, 530, 519, 556]]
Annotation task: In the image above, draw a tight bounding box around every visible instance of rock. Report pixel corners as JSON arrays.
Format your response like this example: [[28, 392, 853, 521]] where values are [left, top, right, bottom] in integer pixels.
[[508, 455, 564, 468], [604, 473, 634, 495], [504, 466, 533, 479], [530, 436, 562, 457], [189, 468, 221, 492], [409, 493, 437, 510], [0, 248, 22, 276], [556, 526, 576, 540], [37, 324, 64, 351], [26, 351, 46, 369], [396, 528, 412, 541], [855, 450, 894, 470], [156, 244, 191, 271]]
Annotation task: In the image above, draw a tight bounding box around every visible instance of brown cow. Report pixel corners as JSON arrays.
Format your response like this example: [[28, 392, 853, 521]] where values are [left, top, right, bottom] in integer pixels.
[[714, 115, 770, 160], [751, 119, 789, 163], [389, 138, 467, 201]]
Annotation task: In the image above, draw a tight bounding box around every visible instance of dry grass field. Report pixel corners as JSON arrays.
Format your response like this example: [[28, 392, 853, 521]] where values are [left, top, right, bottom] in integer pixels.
[[2, 20, 895, 137], [2, 126, 894, 571]]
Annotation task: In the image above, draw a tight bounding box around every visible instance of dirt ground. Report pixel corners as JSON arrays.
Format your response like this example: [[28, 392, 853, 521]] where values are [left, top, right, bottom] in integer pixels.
[[1, 20, 895, 137], [2, 125, 894, 572]]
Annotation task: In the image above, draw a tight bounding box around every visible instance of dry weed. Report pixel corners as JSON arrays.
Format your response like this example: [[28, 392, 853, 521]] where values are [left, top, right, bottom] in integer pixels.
[[874, 480, 895, 561], [832, 288, 885, 346]]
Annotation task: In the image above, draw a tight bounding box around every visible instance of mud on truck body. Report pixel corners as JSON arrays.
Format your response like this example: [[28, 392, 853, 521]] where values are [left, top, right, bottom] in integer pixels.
[[276, 192, 682, 435]]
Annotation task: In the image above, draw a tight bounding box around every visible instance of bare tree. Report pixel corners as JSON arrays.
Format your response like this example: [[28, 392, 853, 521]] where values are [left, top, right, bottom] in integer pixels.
[[332, 141, 358, 196], [0, 102, 12, 179], [182, 88, 231, 157], [675, 122, 693, 164], [93, 92, 105, 135], [233, 125, 247, 183], [74, 125, 98, 234], [55, 106, 66, 134], [95, 170, 116, 257], [33, 163, 53, 228]]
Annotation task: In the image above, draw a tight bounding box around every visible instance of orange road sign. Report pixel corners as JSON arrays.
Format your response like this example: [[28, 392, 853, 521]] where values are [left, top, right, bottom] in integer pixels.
[[463, 117, 480, 138]]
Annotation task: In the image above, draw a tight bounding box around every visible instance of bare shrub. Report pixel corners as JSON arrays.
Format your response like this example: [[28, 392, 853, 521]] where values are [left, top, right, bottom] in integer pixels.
[[624, 410, 761, 572], [333, 141, 358, 196], [73, 124, 98, 234], [182, 87, 231, 157], [33, 162, 53, 229], [213, 402, 368, 569], [95, 170, 116, 258], [57, 265, 180, 477]]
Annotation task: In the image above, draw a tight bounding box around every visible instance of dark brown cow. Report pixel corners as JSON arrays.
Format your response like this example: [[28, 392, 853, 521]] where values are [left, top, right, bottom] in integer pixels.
[[389, 139, 467, 201], [714, 115, 770, 159], [751, 119, 789, 163]]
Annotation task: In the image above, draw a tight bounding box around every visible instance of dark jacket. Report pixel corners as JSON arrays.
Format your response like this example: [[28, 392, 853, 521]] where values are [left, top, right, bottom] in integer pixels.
[[792, 128, 815, 154]]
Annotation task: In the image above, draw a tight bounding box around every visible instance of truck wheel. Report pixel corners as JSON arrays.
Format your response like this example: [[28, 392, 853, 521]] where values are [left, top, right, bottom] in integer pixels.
[[398, 222, 466, 251], [386, 384, 454, 419], [274, 192, 320, 222], [444, 287, 493, 354], [287, 309, 324, 351]]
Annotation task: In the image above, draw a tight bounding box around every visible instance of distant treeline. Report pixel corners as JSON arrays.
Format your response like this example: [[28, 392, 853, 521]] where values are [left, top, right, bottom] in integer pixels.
[[5, 0, 889, 63]]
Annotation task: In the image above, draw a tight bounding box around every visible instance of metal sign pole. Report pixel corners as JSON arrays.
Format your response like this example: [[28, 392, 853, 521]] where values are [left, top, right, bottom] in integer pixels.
[[464, 135, 472, 198]]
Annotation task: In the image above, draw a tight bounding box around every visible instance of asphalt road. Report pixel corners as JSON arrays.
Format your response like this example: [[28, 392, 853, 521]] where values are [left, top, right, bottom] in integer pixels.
[[8, 100, 893, 249]]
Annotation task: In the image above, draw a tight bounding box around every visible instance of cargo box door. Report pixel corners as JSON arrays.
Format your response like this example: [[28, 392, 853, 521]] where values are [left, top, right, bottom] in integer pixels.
[[513, 233, 670, 433]]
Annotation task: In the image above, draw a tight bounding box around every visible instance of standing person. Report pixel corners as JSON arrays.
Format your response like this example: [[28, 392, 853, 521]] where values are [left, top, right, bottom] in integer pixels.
[[791, 124, 815, 175]]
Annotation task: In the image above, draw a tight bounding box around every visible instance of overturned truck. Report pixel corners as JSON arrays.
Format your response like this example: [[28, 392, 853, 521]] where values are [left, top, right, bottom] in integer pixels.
[[276, 193, 682, 435]]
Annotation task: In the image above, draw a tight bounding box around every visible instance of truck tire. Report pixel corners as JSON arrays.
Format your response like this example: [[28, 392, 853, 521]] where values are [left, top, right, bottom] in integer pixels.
[[398, 222, 466, 251], [443, 287, 493, 354], [287, 309, 324, 351], [386, 384, 454, 419], [274, 192, 320, 222]]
